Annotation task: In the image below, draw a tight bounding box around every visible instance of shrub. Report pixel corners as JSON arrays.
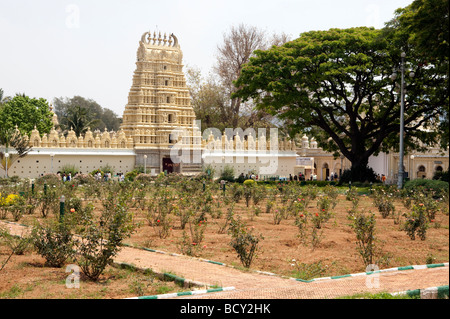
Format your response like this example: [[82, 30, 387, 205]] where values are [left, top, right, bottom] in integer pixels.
[[135, 174, 154, 184], [35, 173, 62, 187], [294, 212, 308, 243], [75, 202, 136, 281], [433, 169, 449, 182], [228, 216, 263, 268], [230, 185, 244, 204], [0, 226, 32, 255], [243, 179, 256, 186], [73, 173, 95, 185], [404, 179, 449, 198], [60, 164, 78, 176], [372, 189, 395, 219], [289, 259, 334, 281], [178, 231, 202, 257], [338, 165, 378, 184], [31, 221, 75, 267], [8, 195, 26, 222], [125, 168, 143, 182], [37, 185, 60, 218], [348, 210, 377, 266], [219, 165, 235, 183], [403, 204, 429, 241]]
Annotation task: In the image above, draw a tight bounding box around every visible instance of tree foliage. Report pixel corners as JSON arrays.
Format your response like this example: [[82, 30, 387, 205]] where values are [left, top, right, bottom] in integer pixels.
[[0, 93, 52, 173], [53, 96, 121, 136], [0, 94, 53, 138], [234, 26, 448, 181], [187, 24, 290, 132], [391, 0, 449, 148]]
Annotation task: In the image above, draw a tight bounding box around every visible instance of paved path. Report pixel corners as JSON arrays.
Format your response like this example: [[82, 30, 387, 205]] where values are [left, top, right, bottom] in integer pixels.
[[115, 244, 449, 299], [3, 221, 448, 299]]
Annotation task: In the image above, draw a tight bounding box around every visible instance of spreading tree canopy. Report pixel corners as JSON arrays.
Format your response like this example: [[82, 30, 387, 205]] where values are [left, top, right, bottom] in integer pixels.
[[234, 26, 448, 182]]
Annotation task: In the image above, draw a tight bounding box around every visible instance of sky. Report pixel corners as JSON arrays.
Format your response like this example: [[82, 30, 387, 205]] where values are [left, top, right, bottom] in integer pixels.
[[0, 0, 414, 117]]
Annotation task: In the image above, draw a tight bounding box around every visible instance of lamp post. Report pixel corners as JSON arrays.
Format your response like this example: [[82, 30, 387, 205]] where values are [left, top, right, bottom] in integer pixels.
[[50, 153, 55, 174], [4, 153, 9, 178], [391, 52, 415, 189], [144, 155, 147, 174], [410, 155, 415, 181]]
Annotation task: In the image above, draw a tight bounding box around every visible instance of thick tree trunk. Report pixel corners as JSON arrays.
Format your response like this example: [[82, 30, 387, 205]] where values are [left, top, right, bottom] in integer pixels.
[[348, 156, 377, 183]]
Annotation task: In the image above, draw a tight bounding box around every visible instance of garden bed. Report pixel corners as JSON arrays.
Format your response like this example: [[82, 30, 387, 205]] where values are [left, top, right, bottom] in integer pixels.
[[0, 178, 448, 299]]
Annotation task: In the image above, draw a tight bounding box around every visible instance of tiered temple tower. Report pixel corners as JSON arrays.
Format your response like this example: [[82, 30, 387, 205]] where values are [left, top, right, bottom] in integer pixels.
[[121, 31, 202, 174]]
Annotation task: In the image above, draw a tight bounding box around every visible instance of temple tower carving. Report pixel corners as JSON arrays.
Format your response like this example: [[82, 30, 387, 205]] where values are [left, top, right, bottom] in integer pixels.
[[120, 31, 202, 174]]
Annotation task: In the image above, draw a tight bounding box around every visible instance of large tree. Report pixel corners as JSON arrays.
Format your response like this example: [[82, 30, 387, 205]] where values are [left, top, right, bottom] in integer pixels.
[[212, 24, 290, 130], [0, 94, 53, 138], [0, 94, 50, 175], [392, 0, 449, 148], [53, 96, 121, 135], [234, 27, 448, 182]]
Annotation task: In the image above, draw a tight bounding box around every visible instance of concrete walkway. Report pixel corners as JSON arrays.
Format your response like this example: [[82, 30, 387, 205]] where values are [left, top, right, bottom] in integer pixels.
[[115, 244, 449, 299], [2, 220, 449, 299]]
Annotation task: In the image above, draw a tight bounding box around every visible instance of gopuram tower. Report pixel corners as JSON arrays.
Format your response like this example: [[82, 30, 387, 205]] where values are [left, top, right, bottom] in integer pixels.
[[121, 31, 202, 174]]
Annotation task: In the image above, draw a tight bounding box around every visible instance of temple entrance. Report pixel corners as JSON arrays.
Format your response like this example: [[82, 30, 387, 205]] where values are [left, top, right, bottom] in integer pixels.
[[162, 157, 180, 174]]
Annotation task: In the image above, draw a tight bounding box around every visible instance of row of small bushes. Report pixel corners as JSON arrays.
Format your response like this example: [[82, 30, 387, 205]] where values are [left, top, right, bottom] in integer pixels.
[[404, 179, 449, 198]]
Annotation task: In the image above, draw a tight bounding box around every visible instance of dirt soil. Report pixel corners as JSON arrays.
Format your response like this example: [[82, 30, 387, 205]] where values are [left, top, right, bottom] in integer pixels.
[[125, 194, 449, 277], [0, 194, 448, 299]]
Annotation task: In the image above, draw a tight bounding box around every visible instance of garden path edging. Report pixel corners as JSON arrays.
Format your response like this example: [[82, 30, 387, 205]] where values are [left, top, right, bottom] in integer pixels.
[[120, 242, 449, 284]]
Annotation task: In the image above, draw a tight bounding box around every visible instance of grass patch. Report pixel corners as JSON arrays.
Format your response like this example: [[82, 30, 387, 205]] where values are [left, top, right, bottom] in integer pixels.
[[337, 292, 419, 299]]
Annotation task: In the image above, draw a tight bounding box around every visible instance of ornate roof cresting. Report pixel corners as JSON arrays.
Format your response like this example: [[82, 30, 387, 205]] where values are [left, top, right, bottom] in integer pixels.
[[140, 31, 179, 48]]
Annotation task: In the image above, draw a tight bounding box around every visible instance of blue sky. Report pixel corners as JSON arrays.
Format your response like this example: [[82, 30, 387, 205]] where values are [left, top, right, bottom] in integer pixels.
[[0, 0, 413, 116]]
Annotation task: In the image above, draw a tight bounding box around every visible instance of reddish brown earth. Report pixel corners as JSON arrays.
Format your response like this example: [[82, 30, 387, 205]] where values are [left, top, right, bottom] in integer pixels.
[[0, 193, 448, 299]]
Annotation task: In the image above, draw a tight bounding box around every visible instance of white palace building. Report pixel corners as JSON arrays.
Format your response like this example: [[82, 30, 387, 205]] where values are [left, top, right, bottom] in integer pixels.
[[2, 32, 448, 182]]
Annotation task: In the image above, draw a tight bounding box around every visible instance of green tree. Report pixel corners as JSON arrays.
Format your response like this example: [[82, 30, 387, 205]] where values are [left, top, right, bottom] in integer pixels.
[[53, 96, 121, 134], [64, 105, 99, 137], [0, 128, 33, 175], [0, 89, 10, 105], [0, 94, 53, 137], [391, 0, 449, 148], [0, 94, 52, 174], [234, 27, 448, 182]]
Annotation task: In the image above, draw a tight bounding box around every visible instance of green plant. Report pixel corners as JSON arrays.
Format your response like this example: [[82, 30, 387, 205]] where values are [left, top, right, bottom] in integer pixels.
[[7, 194, 26, 222], [403, 204, 429, 241], [37, 186, 60, 218], [230, 184, 243, 203], [75, 202, 137, 281], [251, 184, 266, 207], [294, 212, 308, 243], [228, 216, 263, 268], [348, 210, 377, 266], [219, 165, 235, 183], [60, 164, 78, 176], [265, 199, 275, 214], [189, 216, 207, 247], [243, 185, 253, 208], [218, 206, 234, 234], [404, 179, 449, 198], [346, 188, 358, 202], [0, 226, 32, 255], [178, 231, 201, 257], [272, 207, 286, 225], [372, 188, 395, 219], [31, 220, 75, 268], [289, 259, 334, 280]]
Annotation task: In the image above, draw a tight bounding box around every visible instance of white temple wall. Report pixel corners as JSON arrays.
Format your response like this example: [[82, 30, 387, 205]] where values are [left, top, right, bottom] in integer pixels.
[[5, 148, 136, 179]]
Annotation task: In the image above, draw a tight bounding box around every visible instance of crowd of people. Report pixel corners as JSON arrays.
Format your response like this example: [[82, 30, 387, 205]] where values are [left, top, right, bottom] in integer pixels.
[[52, 170, 126, 182]]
